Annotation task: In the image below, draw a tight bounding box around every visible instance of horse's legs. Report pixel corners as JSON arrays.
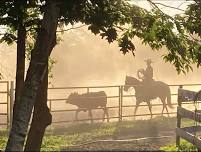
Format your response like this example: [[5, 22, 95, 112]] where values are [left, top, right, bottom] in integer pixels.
[[165, 102, 170, 117], [160, 97, 169, 117], [75, 109, 81, 121], [147, 101, 152, 119], [161, 104, 165, 116], [134, 100, 140, 120], [102, 107, 105, 122], [88, 109, 93, 123]]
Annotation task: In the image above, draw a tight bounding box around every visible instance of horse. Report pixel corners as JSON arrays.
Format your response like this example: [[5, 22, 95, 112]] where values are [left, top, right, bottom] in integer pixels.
[[66, 91, 109, 123], [124, 75, 173, 118]]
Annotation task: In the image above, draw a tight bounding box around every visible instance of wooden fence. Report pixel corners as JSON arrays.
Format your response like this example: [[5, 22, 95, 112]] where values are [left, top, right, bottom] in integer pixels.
[[0, 81, 14, 129], [1, 82, 201, 128], [176, 87, 201, 150]]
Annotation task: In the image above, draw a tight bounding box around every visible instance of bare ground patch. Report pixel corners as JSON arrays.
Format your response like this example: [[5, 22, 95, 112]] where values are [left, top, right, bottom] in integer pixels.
[[60, 116, 176, 151]]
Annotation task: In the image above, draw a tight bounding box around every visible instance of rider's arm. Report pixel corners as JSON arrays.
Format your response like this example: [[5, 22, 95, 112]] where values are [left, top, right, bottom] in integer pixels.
[[140, 69, 145, 74]]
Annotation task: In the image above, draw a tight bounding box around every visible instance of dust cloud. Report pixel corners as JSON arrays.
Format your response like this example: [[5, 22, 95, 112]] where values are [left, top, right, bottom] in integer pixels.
[[47, 26, 201, 122], [51, 27, 201, 87], [0, 22, 201, 124]]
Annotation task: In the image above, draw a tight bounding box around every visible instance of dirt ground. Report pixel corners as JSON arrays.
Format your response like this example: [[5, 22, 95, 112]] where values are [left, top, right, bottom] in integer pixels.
[[63, 137, 174, 151], [62, 124, 175, 151]]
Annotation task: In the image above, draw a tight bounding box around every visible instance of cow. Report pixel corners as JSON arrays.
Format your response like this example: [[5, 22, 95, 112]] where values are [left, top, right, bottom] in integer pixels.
[[66, 91, 109, 123]]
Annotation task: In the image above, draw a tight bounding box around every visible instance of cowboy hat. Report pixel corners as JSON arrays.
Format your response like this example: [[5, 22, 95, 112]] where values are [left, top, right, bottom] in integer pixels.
[[144, 58, 153, 63]]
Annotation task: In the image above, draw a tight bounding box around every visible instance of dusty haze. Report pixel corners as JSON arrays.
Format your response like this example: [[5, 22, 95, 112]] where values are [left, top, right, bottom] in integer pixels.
[[0, 0, 200, 123], [50, 27, 201, 87]]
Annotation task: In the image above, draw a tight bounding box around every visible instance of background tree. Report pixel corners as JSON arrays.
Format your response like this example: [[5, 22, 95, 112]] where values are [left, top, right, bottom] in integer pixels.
[[0, 0, 27, 113], [124, 0, 201, 73], [0, 1, 52, 150]]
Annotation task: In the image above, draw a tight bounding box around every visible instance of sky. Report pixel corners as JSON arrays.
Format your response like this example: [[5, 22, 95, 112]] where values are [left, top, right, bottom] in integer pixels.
[[131, 0, 193, 14]]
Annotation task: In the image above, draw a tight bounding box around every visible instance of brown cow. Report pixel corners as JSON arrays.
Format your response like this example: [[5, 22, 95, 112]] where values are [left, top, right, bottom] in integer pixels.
[[66, 91, 109, 123]]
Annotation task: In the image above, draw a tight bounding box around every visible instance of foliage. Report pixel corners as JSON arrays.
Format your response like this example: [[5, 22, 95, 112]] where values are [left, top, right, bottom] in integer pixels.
[[0, 137, 7, 150], [0, 129, 8, 151], [124, 0, 201, 74], [1, 0, 201, 74], [55, 0, 201, 74], [0, 0, 40, 44], [0, 0, 56, 79]]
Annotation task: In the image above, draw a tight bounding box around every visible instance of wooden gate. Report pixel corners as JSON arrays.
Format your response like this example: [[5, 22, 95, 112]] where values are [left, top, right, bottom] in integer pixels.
[[176, 87, 201, 150], [0, 81, 13, 128]]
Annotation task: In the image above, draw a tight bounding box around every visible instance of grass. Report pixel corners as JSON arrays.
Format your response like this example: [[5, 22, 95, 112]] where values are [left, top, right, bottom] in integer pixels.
[[160, 118, 199, 152], [0, 129, 7, 151], [0, 116, 197, 151], [160, 140, 197, 152]]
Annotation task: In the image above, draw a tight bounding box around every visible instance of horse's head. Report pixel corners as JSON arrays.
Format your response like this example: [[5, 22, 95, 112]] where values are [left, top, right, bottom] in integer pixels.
[[66, 92, 79, 104], [124, 75, 140, 92]]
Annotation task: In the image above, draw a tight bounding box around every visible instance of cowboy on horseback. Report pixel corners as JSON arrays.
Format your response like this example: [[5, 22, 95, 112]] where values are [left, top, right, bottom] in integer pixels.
[[137, 58, 154, 84]]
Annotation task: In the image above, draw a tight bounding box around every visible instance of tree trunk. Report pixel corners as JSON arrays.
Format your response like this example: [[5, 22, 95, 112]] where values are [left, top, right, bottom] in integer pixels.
[[12, 23, 26, 127], [24, 65, 52, 151], [5, 1, 60, 151]]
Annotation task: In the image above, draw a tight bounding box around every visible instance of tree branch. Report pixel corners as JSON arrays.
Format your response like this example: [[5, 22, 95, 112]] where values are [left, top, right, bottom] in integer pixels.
[[56, 25, 86, 33], [151, 2, 186, 12], [114, 25, 130, 32], [147, 0, 178, 22]]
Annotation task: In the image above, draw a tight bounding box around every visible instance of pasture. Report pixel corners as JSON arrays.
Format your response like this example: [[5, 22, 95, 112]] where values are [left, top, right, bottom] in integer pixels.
[[0, 116, 197, 151]]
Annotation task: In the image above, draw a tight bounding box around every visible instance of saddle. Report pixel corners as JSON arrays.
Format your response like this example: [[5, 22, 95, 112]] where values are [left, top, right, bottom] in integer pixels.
[[140, 79, 156, 100]]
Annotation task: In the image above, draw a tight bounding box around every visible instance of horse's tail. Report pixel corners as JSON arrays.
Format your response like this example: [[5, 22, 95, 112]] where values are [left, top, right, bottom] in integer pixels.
[[167, 87, 173, 109]]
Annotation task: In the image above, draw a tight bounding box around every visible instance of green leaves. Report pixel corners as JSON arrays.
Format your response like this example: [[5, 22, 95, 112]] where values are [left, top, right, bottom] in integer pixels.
[[100, 28, 117, 43], [118, 35, 135, 54], [0, 33, 17, 44], [184, 1, 201, 36], [117, 1, 201, 74]]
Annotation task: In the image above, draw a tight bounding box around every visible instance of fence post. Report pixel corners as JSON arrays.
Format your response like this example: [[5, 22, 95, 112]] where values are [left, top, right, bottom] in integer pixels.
[[87, 87, 89, 93], [121, 86, 123, 121], [119, 86, 123, 122], [6, 81, 9, 130], [176, 85, 183, 148], [118, 86, 121, 122], [9, 81, 14, 130]]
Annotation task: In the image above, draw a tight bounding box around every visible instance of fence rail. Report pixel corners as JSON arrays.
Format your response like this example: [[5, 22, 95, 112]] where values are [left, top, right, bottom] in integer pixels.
[[47, 83, 201, 124], [176, 88, 201, 150], [1, 82, 201, 128], [0, 81, 11, 129]]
